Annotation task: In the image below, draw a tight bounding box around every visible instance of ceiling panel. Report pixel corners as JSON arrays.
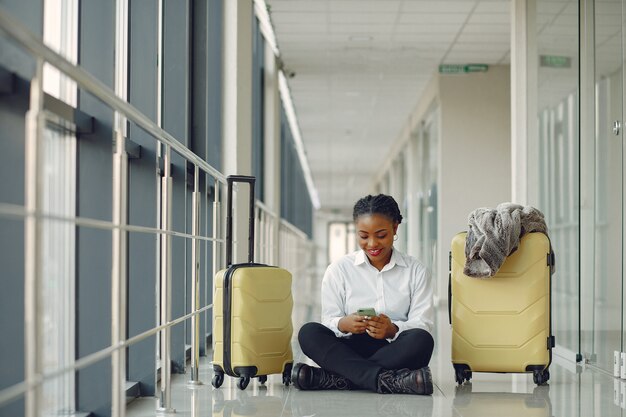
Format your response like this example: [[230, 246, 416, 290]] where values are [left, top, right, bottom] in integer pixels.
[[267, 0, 328, 12], [462, 23, 510, 33], [276, 23, 329, 33], [271, 12, 328, 23], [450, 42, 510, 52], [329, 13, 399, 24], [445, 50, 509, 62], [397, 13, 469, 24], [400, 1, 476, 13], [329, 1, 403, 13], [267, 0, 519, 210], [456, 32, 510, 43], [467, 12, 509, 24], [474, 1, 511, 13]]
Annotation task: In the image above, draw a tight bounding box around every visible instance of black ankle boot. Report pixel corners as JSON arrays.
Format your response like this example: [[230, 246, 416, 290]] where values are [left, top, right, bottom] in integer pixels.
[[376, 367, 433, 395], [292, 362, 353, 390]]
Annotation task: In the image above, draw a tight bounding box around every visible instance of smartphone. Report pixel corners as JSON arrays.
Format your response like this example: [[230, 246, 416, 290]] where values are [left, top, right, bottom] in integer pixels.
[[357, 308, 377, 317]]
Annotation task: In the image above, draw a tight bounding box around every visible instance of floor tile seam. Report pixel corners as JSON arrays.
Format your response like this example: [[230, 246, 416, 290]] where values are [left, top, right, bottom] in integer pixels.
[[279, 384, 294, 417], [433, 380, 446, 394]]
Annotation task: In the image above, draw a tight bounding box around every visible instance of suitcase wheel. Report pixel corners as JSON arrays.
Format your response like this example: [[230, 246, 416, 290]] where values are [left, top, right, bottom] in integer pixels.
[[282, 371, 291, 386], [453, 364, 472, 385], [212, 371, 224, 389], [238, 376, 250, 390], [282, 362, 293, 386], [533, 369, 550, 385], [258, 375, 267, 385]]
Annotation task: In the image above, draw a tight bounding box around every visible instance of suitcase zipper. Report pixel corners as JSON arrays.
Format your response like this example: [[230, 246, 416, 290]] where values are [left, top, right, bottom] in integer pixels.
[[223, 266, 237, 376]]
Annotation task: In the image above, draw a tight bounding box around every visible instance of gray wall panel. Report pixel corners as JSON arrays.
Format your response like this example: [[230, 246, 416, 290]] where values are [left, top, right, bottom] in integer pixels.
[[0, 52, 30, 417], [77, 0, 115, 415], [201, 180, 215, 351], [190, 0, 207, 350], [126, 230, 156, 393], [0, 0, 42, 80], [0, 220, 24, 417], [170, 162, 187, 372], [206, 0, 222, 170], [163, 0, 189, 148], [0, 79, 27, 205], [127, 0, 158, 395], [1, 4, 43, 416], [191, 0, 221, 348], [191, 0, 208, 161], [127, 150, 158, 394], [163, 0, 190, 372], [252, 17, 264, 201]]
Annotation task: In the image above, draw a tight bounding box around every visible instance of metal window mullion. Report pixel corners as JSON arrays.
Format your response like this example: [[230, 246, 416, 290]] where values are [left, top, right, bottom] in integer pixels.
[[188, 165, 202, 386], [111, 125, 128, 417], [112, 0, 129, 415], [64, 117, 77, 414], [25, 58, 45, 417], [211, 181, 221, 356], [157, 146, 175, 413], [154, 0, 164, 396]]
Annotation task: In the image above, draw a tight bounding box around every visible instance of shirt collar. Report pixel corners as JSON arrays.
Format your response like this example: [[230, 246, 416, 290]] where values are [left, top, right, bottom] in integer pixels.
[[354, 247, 408, 269]]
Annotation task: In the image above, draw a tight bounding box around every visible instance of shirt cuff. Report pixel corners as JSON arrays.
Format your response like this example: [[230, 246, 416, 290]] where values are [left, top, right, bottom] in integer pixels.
[[389, 320, 406, 342], [327, 317, 351, 338]]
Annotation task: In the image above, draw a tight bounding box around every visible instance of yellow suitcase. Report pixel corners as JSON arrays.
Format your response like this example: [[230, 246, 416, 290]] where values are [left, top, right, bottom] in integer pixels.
[[449, 232, 555, 385], [212, 176, 293, 390]]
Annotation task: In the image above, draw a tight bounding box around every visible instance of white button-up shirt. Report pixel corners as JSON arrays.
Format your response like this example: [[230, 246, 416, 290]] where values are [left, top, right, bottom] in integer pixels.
[[321, 248, 434, 341]]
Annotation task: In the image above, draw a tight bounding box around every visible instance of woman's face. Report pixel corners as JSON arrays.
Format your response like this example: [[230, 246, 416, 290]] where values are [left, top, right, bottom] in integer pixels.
[[355, 214, 398, 267]]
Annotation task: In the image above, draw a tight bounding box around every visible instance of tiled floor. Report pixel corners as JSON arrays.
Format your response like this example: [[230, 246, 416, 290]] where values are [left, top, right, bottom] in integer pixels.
[[127, 302, 626, 417]]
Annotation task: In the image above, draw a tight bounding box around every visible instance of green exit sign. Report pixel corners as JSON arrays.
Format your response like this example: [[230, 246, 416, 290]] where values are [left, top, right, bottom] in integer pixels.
[[540, 55, 571, 68], [439, 64, 489, 74]]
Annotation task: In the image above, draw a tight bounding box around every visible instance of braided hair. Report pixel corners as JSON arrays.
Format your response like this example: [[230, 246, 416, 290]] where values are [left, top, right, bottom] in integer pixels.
[[352, 194, 403, 224]]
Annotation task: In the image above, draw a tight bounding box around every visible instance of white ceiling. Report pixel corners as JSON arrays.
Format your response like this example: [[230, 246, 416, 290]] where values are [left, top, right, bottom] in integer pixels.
[[266, 0, 578, 210]]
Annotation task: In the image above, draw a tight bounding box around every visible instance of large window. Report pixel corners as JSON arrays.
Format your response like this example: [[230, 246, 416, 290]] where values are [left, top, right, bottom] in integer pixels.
[[42, 0, 78, 413], [280, 106, 313, 237], [328, 222, 356, 263]]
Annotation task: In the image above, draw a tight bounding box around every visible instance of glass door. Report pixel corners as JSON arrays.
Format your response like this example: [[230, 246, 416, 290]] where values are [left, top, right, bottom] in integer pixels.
[[535, 0, 580, 357], [587, 0, 624, 374]]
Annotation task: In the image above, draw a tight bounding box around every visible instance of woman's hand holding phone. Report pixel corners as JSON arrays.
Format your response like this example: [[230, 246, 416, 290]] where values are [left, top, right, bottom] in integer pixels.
[[364, 313, 398, 339], [338, 313, 368, 334]]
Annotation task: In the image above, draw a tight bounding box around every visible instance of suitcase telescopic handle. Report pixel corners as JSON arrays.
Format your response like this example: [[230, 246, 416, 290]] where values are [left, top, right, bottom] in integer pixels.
[[226, 175, 256, 266]]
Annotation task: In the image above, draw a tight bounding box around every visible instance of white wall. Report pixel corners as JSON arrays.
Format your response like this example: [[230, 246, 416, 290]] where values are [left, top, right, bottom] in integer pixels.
[[437, 65, 512, 301], [376, 65, 511, 303]]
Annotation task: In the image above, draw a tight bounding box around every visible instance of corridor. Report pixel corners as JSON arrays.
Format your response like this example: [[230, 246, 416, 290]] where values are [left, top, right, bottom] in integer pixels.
[[1, 0, 626, 416]]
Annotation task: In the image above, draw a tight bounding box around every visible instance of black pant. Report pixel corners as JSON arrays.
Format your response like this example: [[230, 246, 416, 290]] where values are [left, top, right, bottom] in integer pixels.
[[298, 322, 434, 392]]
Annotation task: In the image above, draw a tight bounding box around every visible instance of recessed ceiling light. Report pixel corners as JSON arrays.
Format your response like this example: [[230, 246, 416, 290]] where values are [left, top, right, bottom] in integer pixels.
[[349, 35, 373, 42]]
